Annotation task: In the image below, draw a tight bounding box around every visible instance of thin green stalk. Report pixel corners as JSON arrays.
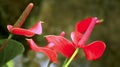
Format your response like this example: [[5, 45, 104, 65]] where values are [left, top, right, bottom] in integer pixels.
[[64, 48, 79, 67], [8, 34, 13, 40], [62, 58, 68, 67], [47, 60, 52, 67], [0, 34, 13, 51]]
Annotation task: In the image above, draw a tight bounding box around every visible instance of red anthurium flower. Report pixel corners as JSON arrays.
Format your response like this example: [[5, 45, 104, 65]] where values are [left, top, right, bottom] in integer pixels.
[[46, 35, 76, 58], [26, 31, 74, 63], [7, 21, 42, 37], [45, 31, 65, 50], [73, 17, 106, 60], [26, 39, 58, 63], [46, 17, 106, 60], [45, 31, 76, 58]]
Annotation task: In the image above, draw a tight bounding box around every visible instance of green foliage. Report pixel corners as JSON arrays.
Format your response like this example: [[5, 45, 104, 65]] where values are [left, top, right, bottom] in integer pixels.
[[0, 39, 24, 66], [7, 60, 14, 67]]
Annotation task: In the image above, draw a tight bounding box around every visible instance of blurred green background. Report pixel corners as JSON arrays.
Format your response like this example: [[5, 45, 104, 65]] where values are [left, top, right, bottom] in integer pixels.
[[0, 0, 120, 67]]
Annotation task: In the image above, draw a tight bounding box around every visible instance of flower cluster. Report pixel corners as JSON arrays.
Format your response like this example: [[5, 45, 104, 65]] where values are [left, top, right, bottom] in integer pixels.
[[45, 17, 106, 62], [7, 17, 106, 64], [6, 3, 106, 67]]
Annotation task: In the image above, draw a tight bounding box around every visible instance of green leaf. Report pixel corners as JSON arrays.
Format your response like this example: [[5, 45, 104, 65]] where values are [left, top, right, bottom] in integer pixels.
[[0, 39, 24, 66], [7, 60, 14, 67]]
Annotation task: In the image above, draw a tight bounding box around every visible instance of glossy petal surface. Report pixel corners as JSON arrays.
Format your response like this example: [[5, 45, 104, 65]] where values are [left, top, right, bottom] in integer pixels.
[[26, 39, 58, 63], [46, 35, 76, 58], [71, 32, 82, 46], [29, 21, 42, 35], [7, 22, 42, 37], [11, 28, 35, 37], [83, 41, 106, 60], [75, 17, 92, 33]]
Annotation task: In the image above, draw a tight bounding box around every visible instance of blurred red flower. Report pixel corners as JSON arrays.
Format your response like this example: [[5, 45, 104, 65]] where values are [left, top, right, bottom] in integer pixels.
[[26, 17, 106, 63], [7, 21, 42, 37], [46, 17, 106, 60], [26, 39, 58, 63]]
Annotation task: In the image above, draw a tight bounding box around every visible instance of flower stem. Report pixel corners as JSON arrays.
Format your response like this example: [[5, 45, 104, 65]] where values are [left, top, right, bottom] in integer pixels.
[[8, 34, 13, 40], [47, 60, 52, 67], [0, 34, 13, 51], [64, 48, 79, 67], [62, 58, 68, 67]]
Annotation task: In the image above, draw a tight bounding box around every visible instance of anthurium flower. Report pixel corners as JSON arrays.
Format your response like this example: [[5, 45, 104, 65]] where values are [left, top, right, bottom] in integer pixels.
[[26, 31, 74, 63], [26, 39, 58, 63], [45, 31, 76, 58], [46, 17, 106, 60], [7, 21, 42, 37], [74, 17, 106, 60], [46, 35, 76, 58]]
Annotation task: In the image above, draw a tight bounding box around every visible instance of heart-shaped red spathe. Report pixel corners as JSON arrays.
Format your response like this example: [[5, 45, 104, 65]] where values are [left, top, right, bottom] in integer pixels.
[[7, 21, 42, 37], [75, 17, 97, 47], [75, 17, 93, 33], [26, 39, 58, 63], [46, 35, 76, 58], [83, 41, 106, 60], [28, 22, 42, 34]]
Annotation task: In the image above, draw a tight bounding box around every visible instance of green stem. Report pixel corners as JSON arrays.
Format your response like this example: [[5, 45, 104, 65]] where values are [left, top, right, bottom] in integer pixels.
[[8, 34, 13, 40], [0, 34, 13, 51], [64, 48, 79, 67], [62, 59, 68, 67], [47, 60, 52, 67]]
